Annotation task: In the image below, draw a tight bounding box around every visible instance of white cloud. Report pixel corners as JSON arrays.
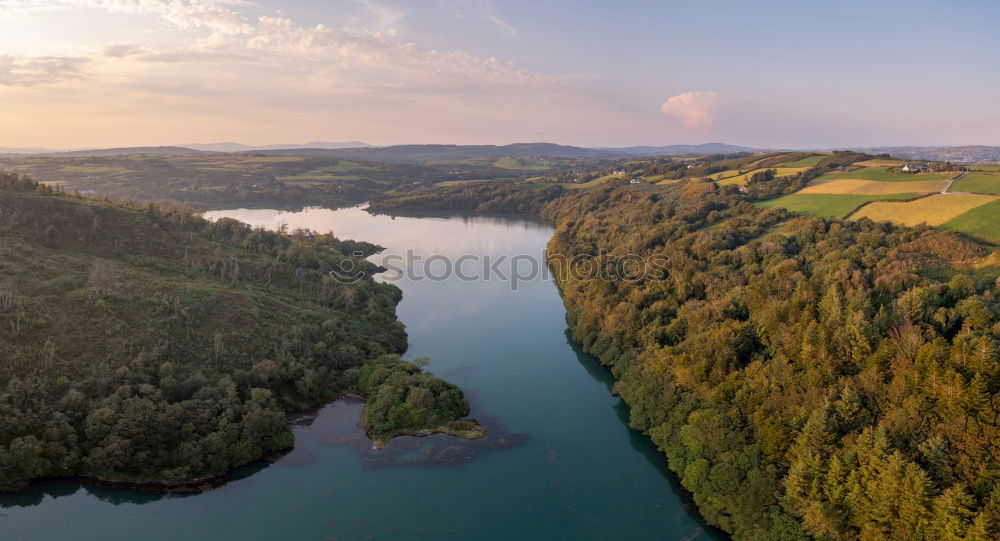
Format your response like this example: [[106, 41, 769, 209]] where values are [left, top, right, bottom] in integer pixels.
[[1, 0, 619, 146], [659, 90, 720, 129], [0, 0, 252, 34], [5, 1, 547, 95], [0, 54, 87, 85]]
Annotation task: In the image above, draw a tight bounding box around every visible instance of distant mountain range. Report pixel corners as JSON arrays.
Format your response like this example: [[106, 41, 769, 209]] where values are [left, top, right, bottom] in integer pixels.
[[258, 143, 626, 162], [851, 145, 1000, 163], [598, 142, 756, 156], [3, 142, 999, 163], [181, 141, 374, 152], [4, 146, 210, 158]]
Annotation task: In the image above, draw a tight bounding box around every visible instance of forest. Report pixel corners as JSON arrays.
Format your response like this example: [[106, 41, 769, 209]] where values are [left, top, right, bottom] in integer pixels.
[[368, 157, 1000, 540], [0, 172, 481, 491], [540, 182, 999, 540]]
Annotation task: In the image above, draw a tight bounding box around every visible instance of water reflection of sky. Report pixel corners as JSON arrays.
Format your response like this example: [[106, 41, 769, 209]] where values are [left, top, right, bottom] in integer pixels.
[[203, 206, 552, 261], [203, 206, 557, 335]]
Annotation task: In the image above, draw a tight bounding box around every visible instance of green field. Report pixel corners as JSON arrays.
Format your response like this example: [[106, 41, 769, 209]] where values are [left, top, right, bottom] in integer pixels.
[[952, 172, 1000, 194], [968, 164, 1000, 172], [818, 167, 953, 183], [940, 199, 1000, 243], [491, 157, 554, 170], [772, 154, 825, 168], [436, 179, 491, 187], [282, 174, 368, 183], [757, 192, 918, 218], [295, 161, 375, 176], [565, 173, 625, 189], [239, 156, 306, 163], [60, 165, 130, 174], [854, 159, 906, 167]]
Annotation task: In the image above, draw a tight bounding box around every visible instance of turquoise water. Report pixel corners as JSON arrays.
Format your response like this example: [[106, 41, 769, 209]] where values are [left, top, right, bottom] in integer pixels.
[[1, 206, 723, 540]]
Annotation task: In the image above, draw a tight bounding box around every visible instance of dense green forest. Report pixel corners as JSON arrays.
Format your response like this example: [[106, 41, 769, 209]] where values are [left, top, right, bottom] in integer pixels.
[[540, 183, 999, 540], [0, 172, 481, 491], [367, 181, 566, 215], [369, 159, 999, 540]]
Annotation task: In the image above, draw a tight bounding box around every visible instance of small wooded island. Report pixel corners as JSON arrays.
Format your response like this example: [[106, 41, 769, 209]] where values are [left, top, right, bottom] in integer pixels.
[[0, 171, 483, 492]]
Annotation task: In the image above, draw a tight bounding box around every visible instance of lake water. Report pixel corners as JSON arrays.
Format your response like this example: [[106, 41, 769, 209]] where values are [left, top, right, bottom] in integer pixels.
[[0, 206, 723, 540]]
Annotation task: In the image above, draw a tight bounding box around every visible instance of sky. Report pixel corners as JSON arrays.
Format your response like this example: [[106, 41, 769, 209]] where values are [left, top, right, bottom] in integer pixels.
[[1, 0, 998, 149]]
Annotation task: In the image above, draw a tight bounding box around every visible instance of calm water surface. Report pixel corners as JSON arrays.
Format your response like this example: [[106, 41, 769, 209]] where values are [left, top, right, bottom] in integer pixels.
[[1, 206, 723, 541]]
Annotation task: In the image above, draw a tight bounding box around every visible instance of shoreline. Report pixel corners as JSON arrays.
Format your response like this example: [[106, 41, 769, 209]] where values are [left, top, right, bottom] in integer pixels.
[[3, 393, 487, 497]]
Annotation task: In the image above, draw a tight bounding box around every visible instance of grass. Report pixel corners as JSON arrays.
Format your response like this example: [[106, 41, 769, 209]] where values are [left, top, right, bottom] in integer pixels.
[[565, 173, 625, 189], [60, 166, 130, 174], [290, 162, 376, 179], [282, 175, 364, 183], [758, 193, 919, 218], [772, 154, 825, 168], [436, 179, 491, 187], [239, 156, 305, 163], [968, 165, 1000, 172], [851, 193, 999, 226], [952, 172, 1000, 194], [490, 157, 553, 170], [799, 178, 947, 195], [817, 167, 953, 183], [941, 199, 1000, 243], [706, 169, 743, 181], [716, 167, 811, 186], [854, 159, 906, 167]]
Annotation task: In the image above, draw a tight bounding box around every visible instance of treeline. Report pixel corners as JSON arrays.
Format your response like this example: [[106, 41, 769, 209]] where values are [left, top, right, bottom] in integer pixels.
[[367, 182, 565, 215], [540, 182, 999, 539], [0, 172, 479, 491]]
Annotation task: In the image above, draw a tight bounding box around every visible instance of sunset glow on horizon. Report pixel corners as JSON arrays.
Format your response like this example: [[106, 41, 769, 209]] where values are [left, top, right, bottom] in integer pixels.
[[2, 0, 998, 149]]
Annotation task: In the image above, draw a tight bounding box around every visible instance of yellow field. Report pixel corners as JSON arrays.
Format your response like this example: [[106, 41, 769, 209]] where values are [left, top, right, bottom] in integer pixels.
[[436, 179, 490, 187], [799, 177, 947, 195], [851, 194, 999, 226], [714, 167, 810, 186], [239, 156, 305, 163], [854, 159, 905, 167]]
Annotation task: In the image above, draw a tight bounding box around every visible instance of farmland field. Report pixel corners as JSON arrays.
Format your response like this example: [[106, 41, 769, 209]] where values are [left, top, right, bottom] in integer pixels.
[[436, 179, 491, 187], [798, 177, 947, 195], [705, 169, 743, 180], [951, 172, 1000, 194], [941, 199, 1000, 243], [238, 156, 306, 163], [491, 157, 555, 170], [772, 154, 825, 168], [757, 192, 919, 218], [854, 159, 906, 167], [851, 193, 999, 226], [818, 166, 953, 182], [712, 166, 810, 185], [59, 165, 130, 174], [565, 173, 625, 189]]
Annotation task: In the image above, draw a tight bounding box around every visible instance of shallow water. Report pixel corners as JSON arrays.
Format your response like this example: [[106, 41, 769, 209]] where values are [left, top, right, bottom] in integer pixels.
[[1, 206, 723, 540]]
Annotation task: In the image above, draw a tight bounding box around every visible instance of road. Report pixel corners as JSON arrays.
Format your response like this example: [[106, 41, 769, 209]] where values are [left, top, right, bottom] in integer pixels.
[[942, 171, 968, 194]]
